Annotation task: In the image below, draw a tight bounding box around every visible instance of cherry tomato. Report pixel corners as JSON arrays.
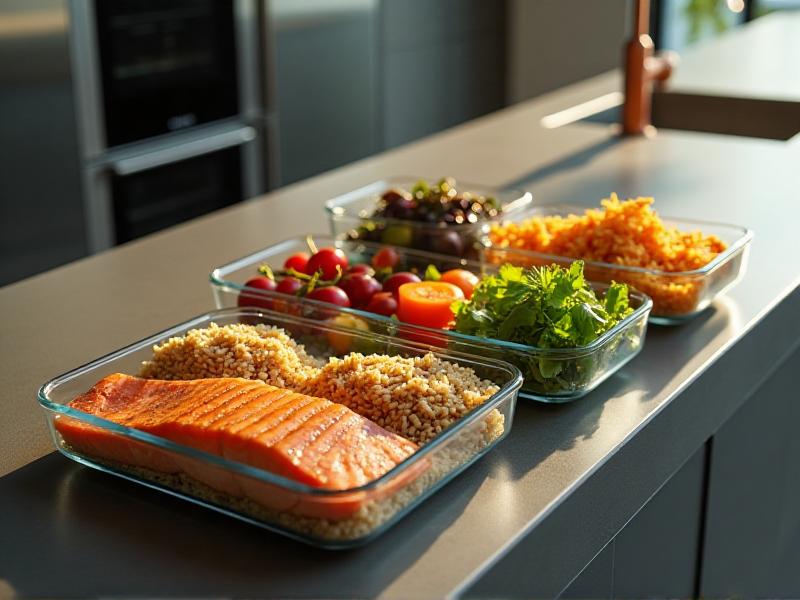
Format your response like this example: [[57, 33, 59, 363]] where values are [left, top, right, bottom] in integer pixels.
[[237, 276, 277, 309], [371, 247, 400, 270], [348, 263, 375, 277], [441, 269, 480, 299], [275, 277, 303, 295], [339, 273, 382, 309], [365, 291, 398, 316], [382, 271, 421, 297], [306, 285, 351, 307], [283, 252, 310, 273], [325, 314, 370, 354], [396, 281, 464, 329], [270, 277, 303, 314], [306, 247, 349, 280]]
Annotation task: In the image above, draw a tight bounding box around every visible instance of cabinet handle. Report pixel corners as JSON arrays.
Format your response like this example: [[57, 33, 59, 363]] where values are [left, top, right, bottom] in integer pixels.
[[110, 126, 256, 175]]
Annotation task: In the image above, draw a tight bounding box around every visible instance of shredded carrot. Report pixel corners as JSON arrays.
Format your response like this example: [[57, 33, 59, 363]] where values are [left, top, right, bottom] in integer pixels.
[[488, 195, 728, 316]]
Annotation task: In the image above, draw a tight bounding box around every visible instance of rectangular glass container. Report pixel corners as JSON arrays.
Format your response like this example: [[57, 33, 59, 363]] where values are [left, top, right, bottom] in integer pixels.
[[211, 236, 652, 401], [484, 205, 752, 325], [38, 307, 523, 549], [325, 177, 532, 259]]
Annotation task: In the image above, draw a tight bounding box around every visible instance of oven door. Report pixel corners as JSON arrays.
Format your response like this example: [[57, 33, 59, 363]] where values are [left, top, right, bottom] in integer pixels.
[[94, 0, 240, 147], [111, 146, 242, 244], [83, 124, 259, 249]]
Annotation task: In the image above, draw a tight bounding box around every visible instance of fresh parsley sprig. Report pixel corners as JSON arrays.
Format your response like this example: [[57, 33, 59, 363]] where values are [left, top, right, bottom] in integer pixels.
[[451, 261, 635, 389], [452, 261, 633, 349]]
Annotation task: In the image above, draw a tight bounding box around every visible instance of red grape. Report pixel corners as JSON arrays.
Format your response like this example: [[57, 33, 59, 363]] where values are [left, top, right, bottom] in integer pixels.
[[348, 263, 375, 277], [339, 273, 382, 309], [306, 285, 351, 307], [382, 271, 421, 297], [365, 291, 398, 316]]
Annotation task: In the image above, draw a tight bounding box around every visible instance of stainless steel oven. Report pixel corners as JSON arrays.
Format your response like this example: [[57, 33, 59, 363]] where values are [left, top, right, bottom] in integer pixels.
[[69, 0, 273, 251]]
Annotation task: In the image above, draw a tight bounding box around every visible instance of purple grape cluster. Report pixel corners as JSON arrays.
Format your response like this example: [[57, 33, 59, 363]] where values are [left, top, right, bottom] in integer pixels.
[[374, 178, 500, 225], [347, 178, 500, 258]]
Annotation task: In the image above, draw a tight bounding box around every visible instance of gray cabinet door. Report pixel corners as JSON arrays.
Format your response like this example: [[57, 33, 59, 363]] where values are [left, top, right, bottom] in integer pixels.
[[700, 344, 800, 598]]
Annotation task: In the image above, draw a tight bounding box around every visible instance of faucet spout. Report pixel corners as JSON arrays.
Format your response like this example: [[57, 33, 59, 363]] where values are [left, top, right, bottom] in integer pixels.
[[622, 0, 677, 135]]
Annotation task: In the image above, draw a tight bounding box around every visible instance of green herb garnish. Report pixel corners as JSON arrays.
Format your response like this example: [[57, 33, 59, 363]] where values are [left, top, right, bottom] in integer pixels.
[[451, 261, 635, 394]]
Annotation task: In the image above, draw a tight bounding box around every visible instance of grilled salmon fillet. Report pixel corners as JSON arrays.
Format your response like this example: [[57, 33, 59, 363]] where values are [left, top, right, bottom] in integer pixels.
[[56, 373, 421, 518]]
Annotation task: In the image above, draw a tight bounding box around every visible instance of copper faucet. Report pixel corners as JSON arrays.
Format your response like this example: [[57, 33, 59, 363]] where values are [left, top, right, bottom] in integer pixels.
[[622, 0, 677, 135]]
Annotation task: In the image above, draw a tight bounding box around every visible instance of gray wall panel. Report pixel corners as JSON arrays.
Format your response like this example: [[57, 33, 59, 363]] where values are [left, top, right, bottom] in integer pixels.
[[381, 0, 505, 149], [382, 35, 504, 148], [273, 1, 381, 185], [382, 47, 445, 147], [506, 0, 630, 103]]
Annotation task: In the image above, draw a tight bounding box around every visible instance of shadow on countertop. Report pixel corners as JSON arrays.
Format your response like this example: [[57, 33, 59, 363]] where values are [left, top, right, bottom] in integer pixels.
[[0, 450, 482, 599]]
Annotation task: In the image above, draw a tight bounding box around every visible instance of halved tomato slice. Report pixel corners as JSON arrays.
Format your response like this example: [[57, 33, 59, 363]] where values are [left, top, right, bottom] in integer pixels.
[[396, 281, 464, 329]]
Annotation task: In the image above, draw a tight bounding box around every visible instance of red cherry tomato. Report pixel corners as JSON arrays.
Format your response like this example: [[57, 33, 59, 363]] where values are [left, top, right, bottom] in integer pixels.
[[339, 273, 382, 309], [371, 247, 400, 270], [306, 285, 351, 307], [306, 247, 349, 280], [382, 271, 421, 297], [441, 269, 480, 299], [237, 276, 277, 309], [348, 263, 375, 277], [365, 291, 397, 316], [283, 252, 310, 273], [275, 277, 303, 295], [270, 277, 304, 314]]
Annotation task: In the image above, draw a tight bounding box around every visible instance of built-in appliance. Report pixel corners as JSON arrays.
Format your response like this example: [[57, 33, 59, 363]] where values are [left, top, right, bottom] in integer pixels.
[[0, 0, 274, 285], [72, 0, 273, 252], [93, 0, 242, 147]]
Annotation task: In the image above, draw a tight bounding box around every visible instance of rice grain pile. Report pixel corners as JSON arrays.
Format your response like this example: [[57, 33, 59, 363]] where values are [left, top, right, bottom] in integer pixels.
[[489, 195, 729, 315], [139, 322, 322, 389], [140, 323, 500, 446], [300, 352, 500, 444]]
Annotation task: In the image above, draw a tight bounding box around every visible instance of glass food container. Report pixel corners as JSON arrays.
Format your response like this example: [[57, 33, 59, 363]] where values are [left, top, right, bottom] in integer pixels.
[[484, 205, 752, 325], [210, 236, 652, 401], [325, 177, 532, 259], [38, 307, 523, 549]]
